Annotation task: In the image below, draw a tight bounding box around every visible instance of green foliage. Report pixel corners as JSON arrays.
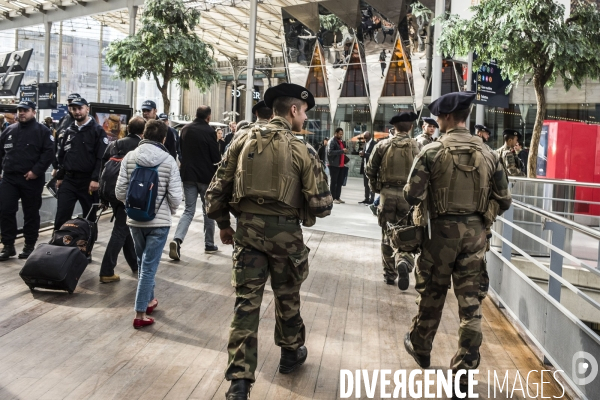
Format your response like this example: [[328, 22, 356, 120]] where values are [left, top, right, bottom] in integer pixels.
[[411, 1, 432, 23], [105, 0, 220, 111], [436, 0, 600, 91], [319, 14, 345, 32]]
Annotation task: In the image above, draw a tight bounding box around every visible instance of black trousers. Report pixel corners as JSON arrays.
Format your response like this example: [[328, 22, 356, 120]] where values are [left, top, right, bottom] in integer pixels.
[[329, 166, 345, 201], [363, 174, 374, 202], [0, 173, 45, 246], [99, 201, 137, 276], [54, 176, 98, 230]]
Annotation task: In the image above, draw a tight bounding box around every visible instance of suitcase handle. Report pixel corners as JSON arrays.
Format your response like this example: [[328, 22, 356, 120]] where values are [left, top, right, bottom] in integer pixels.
[[86, 203, 105, 223]]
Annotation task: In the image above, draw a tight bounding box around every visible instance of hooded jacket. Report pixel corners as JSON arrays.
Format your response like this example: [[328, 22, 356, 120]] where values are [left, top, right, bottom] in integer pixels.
[[115, 139, 183, 228]]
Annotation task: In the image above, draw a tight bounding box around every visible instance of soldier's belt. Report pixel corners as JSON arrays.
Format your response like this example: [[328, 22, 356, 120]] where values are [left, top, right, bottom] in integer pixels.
[[239, 212, 299, 225], [434, 213, 483, 222]]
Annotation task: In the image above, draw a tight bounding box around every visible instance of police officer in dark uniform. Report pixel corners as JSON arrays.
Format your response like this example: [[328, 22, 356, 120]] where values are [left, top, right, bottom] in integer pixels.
[[54, 97, 108, 237], [158, 112, 180, 160], [141, 100, 178, 160], [52, 93, 80, 176], [0, 101, 54, 260]]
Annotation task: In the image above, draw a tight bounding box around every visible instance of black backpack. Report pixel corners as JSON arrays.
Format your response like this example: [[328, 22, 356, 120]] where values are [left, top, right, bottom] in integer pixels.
[[99, 141, 123, 204], [50, 207, 101, 257]]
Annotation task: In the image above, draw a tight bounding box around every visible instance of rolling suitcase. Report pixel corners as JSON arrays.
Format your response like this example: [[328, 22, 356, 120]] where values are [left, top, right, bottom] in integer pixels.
[[19, 244, 88, 294]]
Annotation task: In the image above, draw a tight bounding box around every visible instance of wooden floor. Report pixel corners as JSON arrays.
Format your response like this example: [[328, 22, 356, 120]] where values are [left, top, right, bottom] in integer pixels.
[[0, 215, 568, 399]]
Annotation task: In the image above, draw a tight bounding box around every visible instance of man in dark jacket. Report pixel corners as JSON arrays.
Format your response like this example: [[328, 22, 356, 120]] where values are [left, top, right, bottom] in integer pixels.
[[169, 105, 221, 260], [52, 93, 80, 175], [141, 100, 178, 160], [98, 116, 145, 283], [158, 112, 181, 161], [0, 101, 54, 260], [359, 131, 376, 204], [327, 127, 348, 203], [54, 97, 108, 238]]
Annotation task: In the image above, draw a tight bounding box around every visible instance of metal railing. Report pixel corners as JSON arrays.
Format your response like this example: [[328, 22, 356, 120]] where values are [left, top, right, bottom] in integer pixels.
[[490, 199, 600, 399]]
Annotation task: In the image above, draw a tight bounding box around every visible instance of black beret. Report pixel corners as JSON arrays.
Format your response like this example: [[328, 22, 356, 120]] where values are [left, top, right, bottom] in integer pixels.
[[502, 128, 521, 138], [389, 111, 418, 124], [474, 124, 488, 132], [428, 91, 476, 116], [264, 83, 315, 111], [422, 117, 439, 128], [251, 100, 270, 114]]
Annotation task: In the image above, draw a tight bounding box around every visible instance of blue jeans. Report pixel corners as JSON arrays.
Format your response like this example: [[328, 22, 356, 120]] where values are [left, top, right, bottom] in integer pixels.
[[174, 182, 215, 247], [130, 226, 170, 312]]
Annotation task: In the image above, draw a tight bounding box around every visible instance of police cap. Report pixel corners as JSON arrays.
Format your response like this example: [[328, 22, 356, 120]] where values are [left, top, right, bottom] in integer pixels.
[[158, 113, 168, 121], [264, 83, 315, 111], [422, 117, 439, 128], [69, 97, 89, 106], [427, 91, 476, 116], [251, 100, 270, 114], [17, 100, 36, 110], [502, 128, 521, 138], [67, 93, 81, 101], [141, 100, 157, 111], [389, 111, 418, 124], [475, 124, 491, 133]]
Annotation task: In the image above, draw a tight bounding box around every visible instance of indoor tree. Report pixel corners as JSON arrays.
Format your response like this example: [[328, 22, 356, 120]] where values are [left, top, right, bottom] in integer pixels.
[[436, 0, 600, 177], [105, 0, 220, 114]]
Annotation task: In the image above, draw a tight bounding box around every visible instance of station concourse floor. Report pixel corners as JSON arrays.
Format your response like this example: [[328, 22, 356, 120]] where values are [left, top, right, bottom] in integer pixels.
[[0, 178, 568, 399]]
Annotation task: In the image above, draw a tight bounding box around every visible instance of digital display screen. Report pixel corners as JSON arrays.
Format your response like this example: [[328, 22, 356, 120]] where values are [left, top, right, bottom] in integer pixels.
[[93, 112, 128, 142]]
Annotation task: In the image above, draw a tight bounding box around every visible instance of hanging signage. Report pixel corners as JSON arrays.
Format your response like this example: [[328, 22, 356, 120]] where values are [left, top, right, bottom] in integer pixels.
[[19, 82, 58, 109], [230, 89, 261, 100], [472, 57, 510, 108]]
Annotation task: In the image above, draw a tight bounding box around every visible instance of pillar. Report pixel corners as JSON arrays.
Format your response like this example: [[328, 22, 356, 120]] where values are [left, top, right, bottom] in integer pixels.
[[126, 5, 138, 107], [245, 0, 258, 121]]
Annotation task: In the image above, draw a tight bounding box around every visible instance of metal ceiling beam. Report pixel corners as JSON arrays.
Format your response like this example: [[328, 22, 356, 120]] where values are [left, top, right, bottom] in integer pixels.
[[0, 0, 143, 31]]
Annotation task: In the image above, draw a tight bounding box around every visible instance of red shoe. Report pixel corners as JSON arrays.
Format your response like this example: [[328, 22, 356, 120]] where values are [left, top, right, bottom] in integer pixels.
[[133, 317, 154, 329], [146, 299, 158, 315]]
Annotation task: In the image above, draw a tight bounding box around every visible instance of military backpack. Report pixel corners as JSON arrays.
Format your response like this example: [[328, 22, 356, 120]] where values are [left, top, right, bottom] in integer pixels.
[[233, 126, 303, 208], [379, 137, 419, 187], [429, 134, 493, 216]]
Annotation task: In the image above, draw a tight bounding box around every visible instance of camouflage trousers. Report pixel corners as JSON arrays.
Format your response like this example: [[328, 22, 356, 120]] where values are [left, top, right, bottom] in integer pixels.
[[379, 186, 414, 280], [225, 212, 310, 382], [409, 214, 487, 372]]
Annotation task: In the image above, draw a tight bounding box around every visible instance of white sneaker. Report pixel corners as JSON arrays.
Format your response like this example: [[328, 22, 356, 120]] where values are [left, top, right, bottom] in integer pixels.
[[338, 199, 346, 204], [333, 199, 341, 204]]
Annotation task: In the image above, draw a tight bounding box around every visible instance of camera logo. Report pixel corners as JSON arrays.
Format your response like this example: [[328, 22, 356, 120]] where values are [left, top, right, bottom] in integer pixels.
[[572, 351, 598, 386]]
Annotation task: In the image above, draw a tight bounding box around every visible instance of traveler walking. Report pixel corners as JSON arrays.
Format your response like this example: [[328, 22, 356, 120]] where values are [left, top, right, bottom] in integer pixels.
[[115, 119, 183, 329]]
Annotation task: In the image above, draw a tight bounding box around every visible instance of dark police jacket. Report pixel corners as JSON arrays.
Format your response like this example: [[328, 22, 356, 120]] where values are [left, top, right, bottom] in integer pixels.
[[56, 117, 108, 182], [102, 133, 142, 167], [179, 118, 220, 184], [0, 118, 54, 178], [53, 112, 74, 169]]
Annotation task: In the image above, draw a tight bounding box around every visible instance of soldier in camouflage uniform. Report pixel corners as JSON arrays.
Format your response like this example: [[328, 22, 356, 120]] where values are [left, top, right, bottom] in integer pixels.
[[205, 83, 333, 400], [402, 92, 511, 396], [231, 101, 273, 143], [416, 117, 438, 149], [366, 111, 421, 290], [496, 128, 525, 176]]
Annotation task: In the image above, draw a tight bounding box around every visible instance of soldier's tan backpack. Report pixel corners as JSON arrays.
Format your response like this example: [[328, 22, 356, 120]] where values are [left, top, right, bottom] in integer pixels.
[[232, 126, 303, 208], [429, 134, 492, 215], [379, 137, 420, 186]]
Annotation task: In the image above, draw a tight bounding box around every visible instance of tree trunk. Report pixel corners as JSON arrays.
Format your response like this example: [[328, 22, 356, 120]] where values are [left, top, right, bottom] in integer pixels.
[[160, 84, 170, 115], [527, 75, 546, 178]]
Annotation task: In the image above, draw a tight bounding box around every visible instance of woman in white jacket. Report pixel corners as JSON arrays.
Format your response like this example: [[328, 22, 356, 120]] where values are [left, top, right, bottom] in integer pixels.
[[115, 120, 182, 329]]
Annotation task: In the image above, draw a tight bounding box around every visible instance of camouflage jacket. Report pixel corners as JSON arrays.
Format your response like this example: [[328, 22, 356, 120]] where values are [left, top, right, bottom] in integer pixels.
[[416, 133, 434, 150], [205, 116, 333, 229], [404, 128, 512, 218], [365, 132, 420, 193], [496, 144, 525, 177]]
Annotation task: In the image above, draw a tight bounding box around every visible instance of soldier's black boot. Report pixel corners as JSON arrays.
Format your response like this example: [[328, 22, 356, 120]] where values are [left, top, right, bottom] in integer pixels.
[[0, 245, 16, 261], [279, 345, 308, 374], [225, 379, 252, 400], [18, 244, 35, 259], [397, 261, 410, 291], [403, 332, 430, 368]]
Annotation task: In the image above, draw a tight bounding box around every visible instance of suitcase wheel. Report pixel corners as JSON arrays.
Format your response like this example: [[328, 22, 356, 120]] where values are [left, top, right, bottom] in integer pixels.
[[29, 286, 35, 292], [68, 291, 73, 295]]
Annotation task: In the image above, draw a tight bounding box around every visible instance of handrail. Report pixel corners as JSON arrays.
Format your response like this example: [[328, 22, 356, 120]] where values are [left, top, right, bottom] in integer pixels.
[[512, 199, 600, 241], [509, 176, 600, 189]]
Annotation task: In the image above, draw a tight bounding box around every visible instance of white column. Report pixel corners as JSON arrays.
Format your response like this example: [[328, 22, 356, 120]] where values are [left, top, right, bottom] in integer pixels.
[[57, 22, 63, 102], [126, 5, 138, 106], [43, 21, 52, 83], [245, 0, 258, 121], [97, 23, 104, 102], [430, 0, 445, 101]]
